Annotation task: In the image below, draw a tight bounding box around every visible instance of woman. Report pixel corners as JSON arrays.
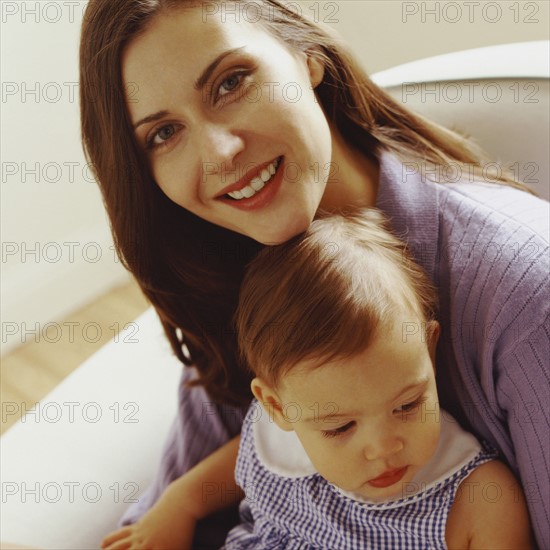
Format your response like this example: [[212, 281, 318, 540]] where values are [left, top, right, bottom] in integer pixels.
[[80, 0, 549, 547]]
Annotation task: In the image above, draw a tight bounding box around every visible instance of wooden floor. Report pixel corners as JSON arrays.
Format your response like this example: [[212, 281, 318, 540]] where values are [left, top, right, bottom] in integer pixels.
[[0, 280, 150, 435]]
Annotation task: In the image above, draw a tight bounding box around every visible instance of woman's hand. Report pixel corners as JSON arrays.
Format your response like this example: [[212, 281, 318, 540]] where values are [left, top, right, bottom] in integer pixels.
[[101, 436, 242, 549], [100, 504, 196, 550]]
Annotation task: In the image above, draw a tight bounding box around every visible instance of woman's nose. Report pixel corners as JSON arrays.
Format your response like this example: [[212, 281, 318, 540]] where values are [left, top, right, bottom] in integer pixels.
[[199, 123, 245, 170], [363, 433, 404, 461]]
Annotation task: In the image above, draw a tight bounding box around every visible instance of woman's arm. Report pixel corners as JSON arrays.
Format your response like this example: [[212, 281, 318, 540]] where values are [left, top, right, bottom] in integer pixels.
[[428, 179, 550, 548], [496, 318, 549, 550], [118, 367, 246, 548], [101, 436, 242, 550], [163, 434, 244, 520]]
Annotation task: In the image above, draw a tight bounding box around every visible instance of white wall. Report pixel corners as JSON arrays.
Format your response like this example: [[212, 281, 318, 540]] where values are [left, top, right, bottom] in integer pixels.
[[1, 1, 129, 355], [1, 0, 549, 355], [303, 0, 549, 74]]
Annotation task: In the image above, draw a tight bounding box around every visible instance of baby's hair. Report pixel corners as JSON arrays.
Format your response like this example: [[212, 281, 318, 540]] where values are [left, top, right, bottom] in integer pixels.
[[235, 208, 438, 388]]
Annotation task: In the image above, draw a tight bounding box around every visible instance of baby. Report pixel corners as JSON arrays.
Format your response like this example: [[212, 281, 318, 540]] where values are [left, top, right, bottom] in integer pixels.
[[225, 209, 533, 549], [102, 209, 533, 549]]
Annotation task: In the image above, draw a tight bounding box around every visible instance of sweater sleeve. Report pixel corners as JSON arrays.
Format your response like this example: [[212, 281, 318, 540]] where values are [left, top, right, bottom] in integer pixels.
[[118, 366, 246, 547], [496, 310, 550, 549], [448, 185, 549, 549], [376, 151, 549, 548]]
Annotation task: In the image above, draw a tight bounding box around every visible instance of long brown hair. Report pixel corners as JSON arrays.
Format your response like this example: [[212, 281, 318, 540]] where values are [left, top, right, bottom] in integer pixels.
[[235, 208, 439, 388], [79, 0, 531, 407]]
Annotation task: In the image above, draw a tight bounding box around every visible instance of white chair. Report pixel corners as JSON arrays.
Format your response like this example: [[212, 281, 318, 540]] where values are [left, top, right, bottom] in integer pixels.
[[371, 40, 549, 200], [1, 41, 548, 549], [0, 310, 182, 549]]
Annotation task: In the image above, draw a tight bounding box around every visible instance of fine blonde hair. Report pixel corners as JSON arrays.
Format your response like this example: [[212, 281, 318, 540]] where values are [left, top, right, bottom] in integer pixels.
[[235, 208, 439, 387]]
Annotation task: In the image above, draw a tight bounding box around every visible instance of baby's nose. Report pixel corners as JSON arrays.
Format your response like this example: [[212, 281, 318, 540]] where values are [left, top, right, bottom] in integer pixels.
[[363, 435, 404, 461]]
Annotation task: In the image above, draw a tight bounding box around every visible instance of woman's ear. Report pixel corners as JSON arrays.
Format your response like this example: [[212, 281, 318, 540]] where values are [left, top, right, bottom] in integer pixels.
[[427, 320, 440, 368], [306, 52, 325, 89], [251, 377, 295, 432]]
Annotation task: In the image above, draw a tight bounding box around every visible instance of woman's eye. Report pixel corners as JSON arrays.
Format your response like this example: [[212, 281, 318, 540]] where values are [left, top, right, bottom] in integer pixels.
[[146, 124, 179, 150], [321, 421, 355, 439], [216, 71, 248, 101], [220, 75, 241, 94]]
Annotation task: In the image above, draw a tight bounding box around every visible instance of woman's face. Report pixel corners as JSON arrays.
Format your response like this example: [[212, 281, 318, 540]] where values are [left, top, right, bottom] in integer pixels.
[[122, 6, 333, 244]]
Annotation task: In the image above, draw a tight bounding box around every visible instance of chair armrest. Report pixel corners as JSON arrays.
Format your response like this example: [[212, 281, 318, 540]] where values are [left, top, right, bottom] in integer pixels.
[[0, 308, 182, 549], [371, 40, 549, 87], [372, 41, 550, 201]]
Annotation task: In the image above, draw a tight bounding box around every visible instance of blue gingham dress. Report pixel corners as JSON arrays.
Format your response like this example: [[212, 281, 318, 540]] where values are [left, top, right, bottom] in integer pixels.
[[223, 401, 497, 550]]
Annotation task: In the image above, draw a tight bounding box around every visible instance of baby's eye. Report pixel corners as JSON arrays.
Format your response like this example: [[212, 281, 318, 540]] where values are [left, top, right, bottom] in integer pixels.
[[321, 421, 355, 439], [395, 397, 425, 414]]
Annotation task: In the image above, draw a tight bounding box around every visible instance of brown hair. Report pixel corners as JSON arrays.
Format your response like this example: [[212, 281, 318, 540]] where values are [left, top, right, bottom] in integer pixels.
[[235, 208, 438, 387], [79, 0, 530, 407]]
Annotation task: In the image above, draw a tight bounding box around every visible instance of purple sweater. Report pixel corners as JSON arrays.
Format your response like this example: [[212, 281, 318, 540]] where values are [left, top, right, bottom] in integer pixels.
[[121, 150, 550, 549]]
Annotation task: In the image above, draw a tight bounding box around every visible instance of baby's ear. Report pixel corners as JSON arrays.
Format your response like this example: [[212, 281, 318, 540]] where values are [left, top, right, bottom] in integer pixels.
[[251, 378, 295, 432]]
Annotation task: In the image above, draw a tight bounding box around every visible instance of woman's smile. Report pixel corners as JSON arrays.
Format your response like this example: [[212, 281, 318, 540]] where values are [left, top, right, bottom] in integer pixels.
[[217, 156, 284, 210], [122, 7, 333, 244], [122, 6, 378, 245]]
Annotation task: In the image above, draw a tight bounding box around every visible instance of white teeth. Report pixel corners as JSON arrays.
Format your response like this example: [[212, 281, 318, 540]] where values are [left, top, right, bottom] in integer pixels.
[[226, 158, 281, 200], [251, 178, 265, 191]]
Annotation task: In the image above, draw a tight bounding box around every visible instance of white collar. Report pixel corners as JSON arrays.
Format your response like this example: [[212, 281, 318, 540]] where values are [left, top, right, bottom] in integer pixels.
[[252, 407, 482, 503]]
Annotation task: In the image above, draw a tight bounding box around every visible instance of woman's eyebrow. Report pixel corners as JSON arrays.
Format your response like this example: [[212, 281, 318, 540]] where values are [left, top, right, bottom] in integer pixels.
[[132, 47, 247, 131], [194, 46, 247, 91], [133, 110, 170, 131]]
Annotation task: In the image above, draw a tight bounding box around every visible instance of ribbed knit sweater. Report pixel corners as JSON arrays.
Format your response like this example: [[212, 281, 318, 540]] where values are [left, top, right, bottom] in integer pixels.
[[121, 150, 549, 549]]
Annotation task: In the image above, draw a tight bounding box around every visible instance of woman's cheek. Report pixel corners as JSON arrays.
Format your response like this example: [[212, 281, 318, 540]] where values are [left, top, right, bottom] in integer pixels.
[[154, 158, 193, 207]]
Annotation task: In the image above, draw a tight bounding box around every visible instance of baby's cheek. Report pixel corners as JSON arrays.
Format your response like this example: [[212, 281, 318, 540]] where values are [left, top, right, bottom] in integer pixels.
[[301, 439, 340, 481], [420, 419, 441, 462], [312, 452, 355, 488]]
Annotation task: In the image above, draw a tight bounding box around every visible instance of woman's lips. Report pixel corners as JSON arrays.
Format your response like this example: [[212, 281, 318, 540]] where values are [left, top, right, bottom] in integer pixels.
[[217, 157, 285, 211], [216, 157, 280, 197], [367, 466, 408, 488]]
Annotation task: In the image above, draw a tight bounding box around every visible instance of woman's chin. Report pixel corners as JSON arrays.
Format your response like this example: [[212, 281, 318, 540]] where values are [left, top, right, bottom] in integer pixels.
[[253, 214, 314, 245], [254, 226, 307, 246]]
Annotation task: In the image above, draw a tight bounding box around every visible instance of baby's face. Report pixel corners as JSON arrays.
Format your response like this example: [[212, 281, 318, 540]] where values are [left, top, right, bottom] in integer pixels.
[[275, 316, 440, 502]]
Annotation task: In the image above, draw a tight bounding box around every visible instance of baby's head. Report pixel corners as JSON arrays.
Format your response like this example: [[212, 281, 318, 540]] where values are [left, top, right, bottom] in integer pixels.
[[236, 208, 441, 501]]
